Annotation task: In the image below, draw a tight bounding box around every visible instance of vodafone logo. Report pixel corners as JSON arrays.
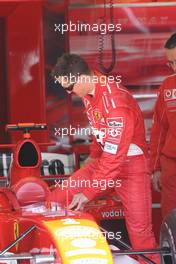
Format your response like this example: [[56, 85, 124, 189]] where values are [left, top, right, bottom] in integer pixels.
[[101, 209, 125, 219]]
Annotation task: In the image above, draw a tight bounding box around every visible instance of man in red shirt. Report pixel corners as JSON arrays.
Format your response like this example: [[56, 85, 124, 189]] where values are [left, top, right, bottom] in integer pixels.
[[50, 53, 159, 264], [150, 33, 176, 219]]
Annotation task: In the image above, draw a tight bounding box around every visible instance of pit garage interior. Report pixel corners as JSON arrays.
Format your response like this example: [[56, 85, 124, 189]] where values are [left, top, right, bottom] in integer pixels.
[[0, 0, 176, 264]]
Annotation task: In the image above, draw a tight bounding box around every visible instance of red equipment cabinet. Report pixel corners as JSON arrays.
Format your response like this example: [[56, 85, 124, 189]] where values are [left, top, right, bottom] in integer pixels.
[[0, 0, 48, 144]]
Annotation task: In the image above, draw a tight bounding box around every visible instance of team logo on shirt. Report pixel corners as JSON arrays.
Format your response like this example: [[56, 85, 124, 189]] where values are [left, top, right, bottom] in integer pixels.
[[93, 110, 101, 121]]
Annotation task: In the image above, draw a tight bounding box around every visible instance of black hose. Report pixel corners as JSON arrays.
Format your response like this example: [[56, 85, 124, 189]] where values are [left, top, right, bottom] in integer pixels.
[[98, 0, 116, 74]]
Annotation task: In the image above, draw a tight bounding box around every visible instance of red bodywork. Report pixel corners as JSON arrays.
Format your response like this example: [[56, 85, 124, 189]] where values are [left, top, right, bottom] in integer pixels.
[[0, 123, 113, 263], [0, 195, 99, 263]]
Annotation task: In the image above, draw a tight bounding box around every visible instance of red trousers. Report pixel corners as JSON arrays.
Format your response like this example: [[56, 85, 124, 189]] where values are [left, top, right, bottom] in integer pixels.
[[49, 155, 160, 264], [160, 155, 176, 219]]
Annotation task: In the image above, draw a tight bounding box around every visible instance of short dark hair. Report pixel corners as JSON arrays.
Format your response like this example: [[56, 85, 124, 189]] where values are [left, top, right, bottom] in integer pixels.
[[164, 33, 176, 49], [51, 53, 91, 78]]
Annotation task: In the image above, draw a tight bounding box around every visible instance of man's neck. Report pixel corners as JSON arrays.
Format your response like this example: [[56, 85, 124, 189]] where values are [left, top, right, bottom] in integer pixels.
[[88, 83, 95, 97]]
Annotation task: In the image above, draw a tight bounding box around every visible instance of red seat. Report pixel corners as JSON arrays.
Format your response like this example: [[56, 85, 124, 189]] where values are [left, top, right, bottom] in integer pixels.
[[12, 177, 50, 207]]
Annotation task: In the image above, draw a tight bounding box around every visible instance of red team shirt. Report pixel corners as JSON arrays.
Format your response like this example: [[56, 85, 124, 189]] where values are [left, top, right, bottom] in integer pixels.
[[82, 80, 148, 200], [150, 73, 176, 172]]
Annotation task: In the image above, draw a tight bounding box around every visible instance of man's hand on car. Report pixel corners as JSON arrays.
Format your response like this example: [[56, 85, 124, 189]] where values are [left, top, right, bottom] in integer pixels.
[[68, 193, 89, 211]]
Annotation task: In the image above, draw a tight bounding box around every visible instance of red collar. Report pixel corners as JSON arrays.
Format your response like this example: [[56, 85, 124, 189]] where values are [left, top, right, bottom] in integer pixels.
[[83, 70, 107, 105]]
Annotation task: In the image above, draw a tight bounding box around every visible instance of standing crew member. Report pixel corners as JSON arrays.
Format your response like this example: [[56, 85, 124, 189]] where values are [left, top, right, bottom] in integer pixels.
[[150, 33, 176, 218], [50, 53, 159, 264]]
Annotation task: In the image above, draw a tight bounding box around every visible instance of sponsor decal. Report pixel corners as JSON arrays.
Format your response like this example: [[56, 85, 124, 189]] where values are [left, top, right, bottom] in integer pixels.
[[61, 218, 80, 225], [70, 258, 108, 264], [108, 127, 122, 144], [101, 209, 125, 219], [106, 117, 124, 127], [104, 142, 118, 154], [109, 128, 122, 138], [71, 238, 96, 248], [164, 89, 172, 100], [92, 128, 105, 144], [164, 89, 176, 101], [14, 221, 19, 251], [173, 89, 176, 98]]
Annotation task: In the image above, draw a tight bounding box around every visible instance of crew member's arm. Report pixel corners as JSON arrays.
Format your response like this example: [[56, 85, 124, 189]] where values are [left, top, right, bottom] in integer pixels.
[[150, 88, 167, 172], [150, 86, 168, 191], [82, 107, 135, 201], [83, 137, 102, 165]]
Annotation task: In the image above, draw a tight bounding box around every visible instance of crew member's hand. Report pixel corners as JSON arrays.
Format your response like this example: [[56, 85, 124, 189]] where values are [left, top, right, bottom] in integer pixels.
[[152, 171, 161, 192], [68, 193, 89, 211]]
